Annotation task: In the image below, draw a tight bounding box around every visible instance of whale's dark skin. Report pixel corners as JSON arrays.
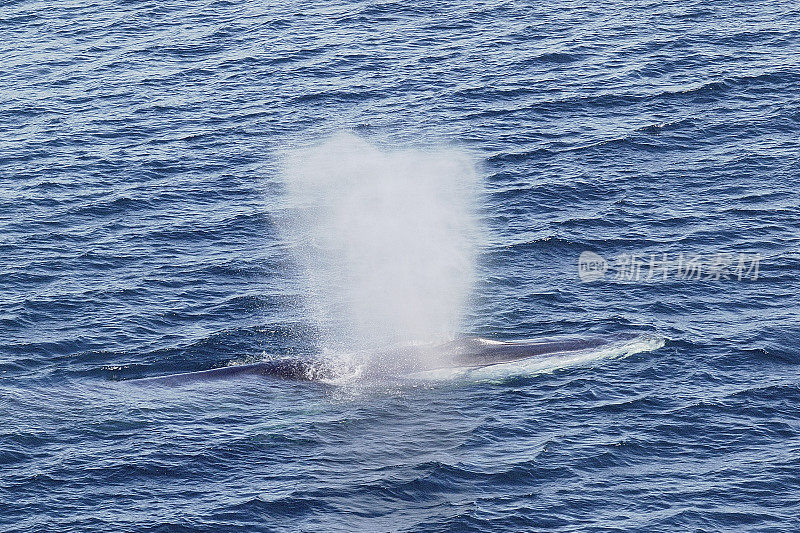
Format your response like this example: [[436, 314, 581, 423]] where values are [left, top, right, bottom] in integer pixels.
[[130, 335, 629, 385], [130, 358, 334, 385]]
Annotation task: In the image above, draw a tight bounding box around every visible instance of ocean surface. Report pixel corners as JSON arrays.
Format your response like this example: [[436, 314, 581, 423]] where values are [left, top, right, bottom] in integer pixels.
[[2, 0, 800, 531]]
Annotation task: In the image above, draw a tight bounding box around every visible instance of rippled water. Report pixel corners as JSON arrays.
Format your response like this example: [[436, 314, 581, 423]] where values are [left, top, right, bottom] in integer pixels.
[[2, 0, 800, 531]]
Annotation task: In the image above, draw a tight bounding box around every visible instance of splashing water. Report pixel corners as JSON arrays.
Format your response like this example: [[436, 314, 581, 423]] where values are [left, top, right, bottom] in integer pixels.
[[280, 133, 481, 371]]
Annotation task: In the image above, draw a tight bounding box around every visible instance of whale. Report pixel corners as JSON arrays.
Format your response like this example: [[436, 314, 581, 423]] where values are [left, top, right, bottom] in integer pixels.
[[129, 334, 650, 385]]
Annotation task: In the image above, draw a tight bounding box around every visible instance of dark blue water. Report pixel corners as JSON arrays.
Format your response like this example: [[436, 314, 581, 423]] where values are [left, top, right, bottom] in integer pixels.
[[2, 0, 800, 531]]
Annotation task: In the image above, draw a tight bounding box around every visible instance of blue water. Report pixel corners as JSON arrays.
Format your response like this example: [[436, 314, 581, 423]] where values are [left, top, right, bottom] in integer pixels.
[[2, 0, 800, 531]]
